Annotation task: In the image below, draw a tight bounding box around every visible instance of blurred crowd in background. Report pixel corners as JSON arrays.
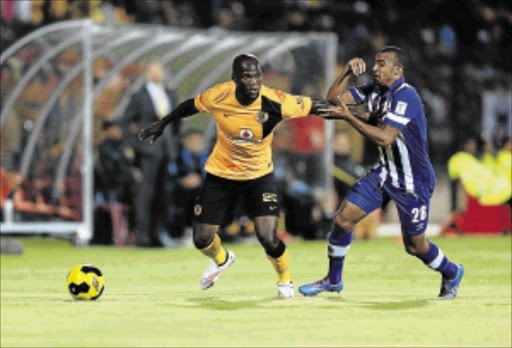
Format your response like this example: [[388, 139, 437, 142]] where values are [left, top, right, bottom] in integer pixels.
[[2, 0, 511, 159], [1, 0, 510, 246]]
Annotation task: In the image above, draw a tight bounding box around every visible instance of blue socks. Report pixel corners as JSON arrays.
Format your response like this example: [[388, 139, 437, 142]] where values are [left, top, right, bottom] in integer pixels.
[[327, 226, 352, 284], [418, 241, 458, 279], [326, 225, 458, 284]]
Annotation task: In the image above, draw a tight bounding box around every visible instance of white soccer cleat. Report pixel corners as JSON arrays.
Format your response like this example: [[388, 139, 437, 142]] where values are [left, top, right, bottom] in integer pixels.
[[200, 250, 236, 290], [277, 281, 294, 298]]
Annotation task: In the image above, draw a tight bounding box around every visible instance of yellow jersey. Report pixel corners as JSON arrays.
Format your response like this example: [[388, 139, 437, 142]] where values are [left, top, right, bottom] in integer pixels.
[[448, 150, 512, 205], [194, 81, 312, 180]]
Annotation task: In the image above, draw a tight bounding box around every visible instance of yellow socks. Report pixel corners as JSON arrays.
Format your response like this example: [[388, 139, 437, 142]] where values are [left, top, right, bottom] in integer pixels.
[[200, 234, 291, 283], [200, 234, 227, 265], [267, 249, 292, 284]]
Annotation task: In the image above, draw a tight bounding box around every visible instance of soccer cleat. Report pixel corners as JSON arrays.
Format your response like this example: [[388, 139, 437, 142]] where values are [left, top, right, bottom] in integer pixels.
[[439, 264, 465, 298], [277, 281, 294, 298], [200, 250, 236, 290], [298, 277, 344, 297]]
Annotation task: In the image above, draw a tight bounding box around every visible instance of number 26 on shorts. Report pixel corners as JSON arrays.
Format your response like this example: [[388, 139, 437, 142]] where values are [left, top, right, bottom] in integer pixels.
[[411, 205, 427, 223]]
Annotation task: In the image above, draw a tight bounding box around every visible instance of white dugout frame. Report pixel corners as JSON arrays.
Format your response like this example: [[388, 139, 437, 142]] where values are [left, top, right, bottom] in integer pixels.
[[0, 20, 338, 244]]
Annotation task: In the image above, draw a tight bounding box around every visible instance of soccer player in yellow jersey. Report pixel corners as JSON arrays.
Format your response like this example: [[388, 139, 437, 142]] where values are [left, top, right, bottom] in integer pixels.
[[139, 54, 336, 297]]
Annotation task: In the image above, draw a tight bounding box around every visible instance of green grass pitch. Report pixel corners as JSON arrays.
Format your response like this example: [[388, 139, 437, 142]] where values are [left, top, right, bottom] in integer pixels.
[[1, 235, 511, 347]]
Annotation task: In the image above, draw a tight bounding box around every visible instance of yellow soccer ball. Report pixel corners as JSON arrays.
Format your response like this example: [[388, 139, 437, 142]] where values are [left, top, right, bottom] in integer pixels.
[[66, 264, 105, 300]]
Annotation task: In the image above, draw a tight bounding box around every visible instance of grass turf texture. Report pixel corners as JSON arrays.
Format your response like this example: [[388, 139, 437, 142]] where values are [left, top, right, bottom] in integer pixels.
[[1, 235, 511, 347]]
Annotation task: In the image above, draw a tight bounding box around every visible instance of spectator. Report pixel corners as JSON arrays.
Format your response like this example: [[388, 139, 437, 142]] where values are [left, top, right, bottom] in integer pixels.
[[332, 129, 379, 240], [95, 120, 140, 245], [332, 129, 365, 202], [122, 61, 180, 247], [168, 128, 208, 244], [273, 123, 327, 240], [271, 123, 294, 193], [96, 120, 140, 205], [11, 174, 54, 221], [443, 136, 512, 234], [287, 84, 326, 189], [1, 168, 12, 222], [447, 136, 511, 207], [481, 81, 512, 148], [57, 150, 82, 221], [447, 137, 479, 213]]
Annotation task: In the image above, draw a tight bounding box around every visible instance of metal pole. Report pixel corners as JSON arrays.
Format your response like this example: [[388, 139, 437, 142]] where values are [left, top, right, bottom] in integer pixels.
[[80, 21, 94, 244], [323, 33, 338, 215]]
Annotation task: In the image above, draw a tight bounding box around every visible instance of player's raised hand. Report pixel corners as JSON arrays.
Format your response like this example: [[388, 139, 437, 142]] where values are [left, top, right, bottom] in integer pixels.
[[348, 58, 366, 76], [138, 120, 165, 144]]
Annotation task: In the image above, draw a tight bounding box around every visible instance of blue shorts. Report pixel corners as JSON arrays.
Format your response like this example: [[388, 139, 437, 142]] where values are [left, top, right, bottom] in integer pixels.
[[346, 167, 434, 235]]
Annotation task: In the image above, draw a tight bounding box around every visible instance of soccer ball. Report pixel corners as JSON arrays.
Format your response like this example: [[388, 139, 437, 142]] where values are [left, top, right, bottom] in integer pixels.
[[66, 264, 105, 300]]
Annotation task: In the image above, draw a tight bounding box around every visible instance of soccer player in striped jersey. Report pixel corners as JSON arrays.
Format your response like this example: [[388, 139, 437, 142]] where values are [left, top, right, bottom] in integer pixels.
[[139, 54, 336, 297], [299, 46, 465, 298]]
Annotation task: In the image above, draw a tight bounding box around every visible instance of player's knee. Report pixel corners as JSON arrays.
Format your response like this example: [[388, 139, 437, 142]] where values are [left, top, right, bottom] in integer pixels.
[[192, 225, 216, 249], [333, 213, 354, 232], [403, 235, 429, 256], [261, 237, 285, 258], [193, 233, 211, 249], [254, 217, 280, 251], [256, 228, 279, 252], [404, 242, 429, 256], [257, 231, 279, 250]]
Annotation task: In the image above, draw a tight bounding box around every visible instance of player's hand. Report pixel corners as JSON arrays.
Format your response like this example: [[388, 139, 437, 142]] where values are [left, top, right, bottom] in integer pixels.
[[318, 95, 351, 120], [347, 58, 366, 76], [138, 120, 165, 144]]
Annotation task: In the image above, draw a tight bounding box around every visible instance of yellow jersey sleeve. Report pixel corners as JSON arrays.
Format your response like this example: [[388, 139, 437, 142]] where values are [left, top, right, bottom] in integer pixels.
[[277, 90, 312, 119], [194, 82, 233, 113], [194, 86, 216, 113]]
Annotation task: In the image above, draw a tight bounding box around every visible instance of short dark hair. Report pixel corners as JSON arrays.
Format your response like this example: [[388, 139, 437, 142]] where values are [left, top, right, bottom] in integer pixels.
[[232, 53, 259, 77], [379, 46, 409, 70]]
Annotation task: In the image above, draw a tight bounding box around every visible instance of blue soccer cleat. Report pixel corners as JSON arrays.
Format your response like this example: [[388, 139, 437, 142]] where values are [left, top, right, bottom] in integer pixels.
[[439, 264, 465, 298], [299, 278, 344, 297]]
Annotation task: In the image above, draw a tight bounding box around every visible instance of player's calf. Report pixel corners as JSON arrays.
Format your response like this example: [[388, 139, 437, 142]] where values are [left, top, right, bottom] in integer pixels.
[[264, 240, 295, 298]]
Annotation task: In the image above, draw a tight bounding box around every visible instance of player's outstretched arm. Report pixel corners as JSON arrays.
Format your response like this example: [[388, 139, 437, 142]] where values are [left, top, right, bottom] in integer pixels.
[[138, 98, 198, 144], [318, 96, 400, 147], [310, 99, 368, 122], [310, 99, 337, 115], [326, 58, 365, 105], [311, 99, 370, 122]]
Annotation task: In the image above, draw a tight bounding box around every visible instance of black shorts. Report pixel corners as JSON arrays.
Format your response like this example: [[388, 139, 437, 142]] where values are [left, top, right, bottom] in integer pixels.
[[193, 173, 279, 225]]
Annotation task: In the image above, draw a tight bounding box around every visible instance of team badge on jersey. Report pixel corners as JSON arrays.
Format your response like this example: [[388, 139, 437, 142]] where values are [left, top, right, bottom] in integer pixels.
[[194, 204, 202, 216], [239, 128, 253, 139], [395, 101, 408, 115], [296, 96, 304, 110], [256, 111, 269, 123]]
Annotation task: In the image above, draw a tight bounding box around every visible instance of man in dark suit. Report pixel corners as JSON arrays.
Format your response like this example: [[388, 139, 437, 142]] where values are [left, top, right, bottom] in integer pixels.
[[123, 61, 181, 247]]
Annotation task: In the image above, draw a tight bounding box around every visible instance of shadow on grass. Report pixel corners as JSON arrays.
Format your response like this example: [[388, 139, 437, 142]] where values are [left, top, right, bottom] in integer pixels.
[[170, 296, 278, 311], [324, 297, 430, 311]]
